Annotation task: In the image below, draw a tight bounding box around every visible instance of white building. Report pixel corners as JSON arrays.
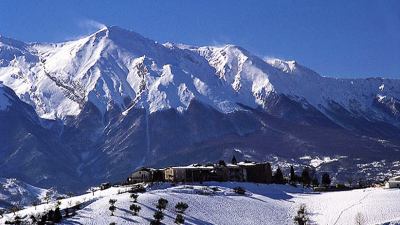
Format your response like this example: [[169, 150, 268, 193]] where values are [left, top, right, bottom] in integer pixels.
[[385, 176, 400, 188]]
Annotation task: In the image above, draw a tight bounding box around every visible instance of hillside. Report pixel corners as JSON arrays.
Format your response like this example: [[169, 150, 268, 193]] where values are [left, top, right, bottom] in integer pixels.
[[1, 183, 400, 225]]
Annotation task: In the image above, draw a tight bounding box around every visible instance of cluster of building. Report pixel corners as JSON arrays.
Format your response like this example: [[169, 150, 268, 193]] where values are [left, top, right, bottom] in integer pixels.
[[385, 176, 400, 188], [127, 159, 273, 184]]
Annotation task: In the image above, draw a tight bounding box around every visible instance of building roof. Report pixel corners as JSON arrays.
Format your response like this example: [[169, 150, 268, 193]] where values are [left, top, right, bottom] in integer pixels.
[[389, 176, 400, 182]]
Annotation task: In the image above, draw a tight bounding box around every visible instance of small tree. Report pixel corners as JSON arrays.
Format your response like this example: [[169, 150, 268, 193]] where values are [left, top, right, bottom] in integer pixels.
[[321, 173, 331, 187], [355, 212, 366, 225], [109, 199, 117, 206], [301, 167, 311, 187], [109, 205, 117, 216], [32, 200, 39, 210], [130, 204, 141, 216], [10, 204, 22, 215], [231, 155, 237, 165], [311, 176, 319, 187], [47, 209, 55, 222], [54, 207, 62, 222], [40, 214, 47, 225], [0, 209, 4, 218], [175, 202, 189, 214], [130, 193, 139, 202], [175, 213, 185, 224], [156, 198, 168, 211], [218, 160, 226, 167], [44, 190, 52, 204], [233, 186, 246, 195], [109, 199, 117, 216], [273, 167, 285, 184], [294, 204, 309, 225], [290, 165, 296, 184], [153, 210, 164, 223]]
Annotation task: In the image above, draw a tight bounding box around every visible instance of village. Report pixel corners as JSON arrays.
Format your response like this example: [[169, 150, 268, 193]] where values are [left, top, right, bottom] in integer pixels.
[[127, 156, 273, 185], [126, 156, 400, 190]]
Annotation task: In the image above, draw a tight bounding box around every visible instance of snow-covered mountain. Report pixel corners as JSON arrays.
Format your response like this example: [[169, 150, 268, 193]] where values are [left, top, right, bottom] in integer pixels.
[[0, 26, 399, 191], [1, 26, 399, 122]]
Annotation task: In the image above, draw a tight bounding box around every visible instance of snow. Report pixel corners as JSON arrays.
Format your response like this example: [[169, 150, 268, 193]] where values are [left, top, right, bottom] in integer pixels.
[[1, 26, 399, 121], [2, 182, 400, 225], [0, 178, 57, 209]]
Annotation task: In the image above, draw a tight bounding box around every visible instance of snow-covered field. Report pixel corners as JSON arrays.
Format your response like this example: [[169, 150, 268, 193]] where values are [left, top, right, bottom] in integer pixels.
[[1, 182, 400, 225]]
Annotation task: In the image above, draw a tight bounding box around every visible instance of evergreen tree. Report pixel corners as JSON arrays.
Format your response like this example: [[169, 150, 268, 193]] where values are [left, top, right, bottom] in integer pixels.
[[312, 176, 319, 187], [273, 167, 285, 184], [0, 209, 4, 218], [175, 213, 185, 224], [218, 160, 226, 167], [39, 214, 47, 225], [290, 166, 296, 184], [321, 173, 331, 187], [47, 209, 55, 222], [231, 155, 237, 165], [54, 207, 62, 222], [175, 202, 189, 214], [130, 204, 141, 216], [301, 167, 311, 187]]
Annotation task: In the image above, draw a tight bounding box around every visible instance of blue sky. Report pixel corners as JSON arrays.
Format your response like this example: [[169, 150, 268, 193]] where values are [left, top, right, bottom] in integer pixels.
[[0, 0, 399, 78]]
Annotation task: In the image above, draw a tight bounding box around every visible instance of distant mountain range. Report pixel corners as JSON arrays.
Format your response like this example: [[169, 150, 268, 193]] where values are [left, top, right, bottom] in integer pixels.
[[0, 26, 399, 191]]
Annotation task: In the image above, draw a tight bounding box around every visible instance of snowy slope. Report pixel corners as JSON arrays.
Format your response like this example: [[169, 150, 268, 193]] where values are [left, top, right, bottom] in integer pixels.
[[2, 183, 400, 225], [0, 178, 57, 210], [0, 26, 399, 122]]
